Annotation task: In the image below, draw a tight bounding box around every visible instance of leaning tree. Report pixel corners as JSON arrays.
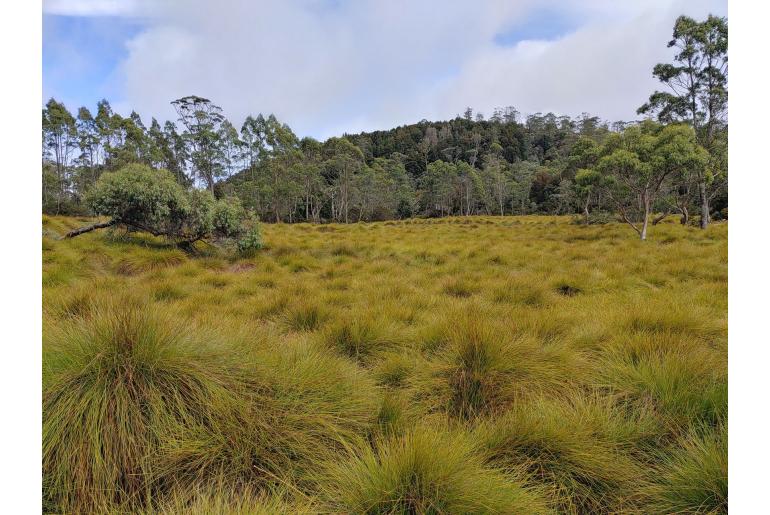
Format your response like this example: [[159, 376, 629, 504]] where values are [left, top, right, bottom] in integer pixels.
[[65, 164, 262, 255]]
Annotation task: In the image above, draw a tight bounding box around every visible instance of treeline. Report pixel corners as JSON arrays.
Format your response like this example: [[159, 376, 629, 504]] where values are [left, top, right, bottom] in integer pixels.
[[42, 14, 726, 236], [41, 97, 620, 219]]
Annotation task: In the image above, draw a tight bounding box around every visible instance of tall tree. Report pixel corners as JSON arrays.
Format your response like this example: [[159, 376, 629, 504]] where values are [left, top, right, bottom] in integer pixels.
[[324, 137, 364, 223], [42, 99, 77, 214], [638, 14, 727, 229], [171, 96, 226, 193], [480, 152, 511, 216], [75, 107, 101, 189]]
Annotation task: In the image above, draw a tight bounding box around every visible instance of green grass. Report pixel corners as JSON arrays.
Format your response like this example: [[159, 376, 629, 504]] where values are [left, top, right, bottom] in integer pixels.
[[42, 215, 727, 513], [318, 424, 551, 514], [645, 424, 728, 514]]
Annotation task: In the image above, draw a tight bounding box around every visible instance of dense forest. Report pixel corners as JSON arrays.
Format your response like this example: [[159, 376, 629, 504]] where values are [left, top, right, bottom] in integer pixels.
[[43, 15, 726, 238]]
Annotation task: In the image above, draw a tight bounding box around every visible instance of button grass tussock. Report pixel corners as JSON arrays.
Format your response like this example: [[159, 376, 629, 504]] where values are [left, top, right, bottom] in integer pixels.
[[42, 215, 726, 513]]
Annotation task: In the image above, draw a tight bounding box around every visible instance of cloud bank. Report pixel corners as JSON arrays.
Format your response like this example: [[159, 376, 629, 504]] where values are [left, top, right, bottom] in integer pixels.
[[44, 0, 727, 139]]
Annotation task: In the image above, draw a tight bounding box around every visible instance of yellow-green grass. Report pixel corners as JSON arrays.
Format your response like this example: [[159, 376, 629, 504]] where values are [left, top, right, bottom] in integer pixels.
[[42, 215, 727, 513]]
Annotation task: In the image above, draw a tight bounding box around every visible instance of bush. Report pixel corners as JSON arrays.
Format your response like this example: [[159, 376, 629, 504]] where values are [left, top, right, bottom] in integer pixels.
[[212, 196, 247, 238], [236, 215, 264, 256], [80, 164, 263, 252]]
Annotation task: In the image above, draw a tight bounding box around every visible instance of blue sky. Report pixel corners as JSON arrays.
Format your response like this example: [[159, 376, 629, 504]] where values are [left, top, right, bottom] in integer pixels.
[[43, 14, 142, 111], [43, 0, 727, 139]]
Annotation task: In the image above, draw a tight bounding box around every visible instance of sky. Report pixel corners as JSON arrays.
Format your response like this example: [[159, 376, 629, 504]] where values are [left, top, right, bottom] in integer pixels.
[[43, 0, 727, 140]]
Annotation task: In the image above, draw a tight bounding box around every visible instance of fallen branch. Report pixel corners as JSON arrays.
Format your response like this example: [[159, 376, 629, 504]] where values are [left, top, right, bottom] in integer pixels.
[[64, 219, 118, 238], [652, 212, 670, 225]]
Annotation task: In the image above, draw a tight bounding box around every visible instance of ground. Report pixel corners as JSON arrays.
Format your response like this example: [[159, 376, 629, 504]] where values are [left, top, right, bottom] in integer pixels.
[[42, 215, 727, 514]]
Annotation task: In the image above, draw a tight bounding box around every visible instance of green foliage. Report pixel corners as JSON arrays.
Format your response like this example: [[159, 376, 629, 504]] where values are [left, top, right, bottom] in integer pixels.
[[87, 164, 191, 232], [236, 217, 264, 256], [211, 196, 246, 237], [80, 164, 263, 252], [44, 85, 727, 223]]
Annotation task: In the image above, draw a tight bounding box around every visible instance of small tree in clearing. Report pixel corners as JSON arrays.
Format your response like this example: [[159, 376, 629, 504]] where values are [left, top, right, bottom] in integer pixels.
[[598, 123, 707, 240]]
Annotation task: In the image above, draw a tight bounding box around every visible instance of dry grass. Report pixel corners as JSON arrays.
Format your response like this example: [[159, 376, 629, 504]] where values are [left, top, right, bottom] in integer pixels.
[[42, 215, 727, 513]]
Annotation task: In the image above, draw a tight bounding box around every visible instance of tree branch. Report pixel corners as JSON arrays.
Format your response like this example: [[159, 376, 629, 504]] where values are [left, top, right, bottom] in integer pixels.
[[64, 219, 118, 238]]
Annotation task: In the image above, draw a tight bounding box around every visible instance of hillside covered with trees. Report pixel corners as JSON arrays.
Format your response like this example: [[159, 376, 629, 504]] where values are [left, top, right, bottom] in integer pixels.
[[43, 14, 726, 238]]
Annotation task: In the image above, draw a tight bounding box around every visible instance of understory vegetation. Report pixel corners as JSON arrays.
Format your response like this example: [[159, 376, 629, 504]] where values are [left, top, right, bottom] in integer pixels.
[[42, 215, 727, 513]]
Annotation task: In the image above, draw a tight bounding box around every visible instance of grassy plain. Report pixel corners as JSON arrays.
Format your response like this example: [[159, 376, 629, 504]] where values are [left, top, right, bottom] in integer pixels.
[[42, 215, 727, 514]]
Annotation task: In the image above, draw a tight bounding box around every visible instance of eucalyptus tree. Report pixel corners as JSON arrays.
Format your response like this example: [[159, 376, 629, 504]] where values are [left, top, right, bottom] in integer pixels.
[[479, 152, 511, 216], [42, 98, 77, 213], [573, 169, 605, 224], [163, 121, 189, 185], [75, 107, 101, 182], [323, 137, 364, 223], [218, 119, 243, 179], [171, 96, 226, 193], [296, 137, 325, 223], [598, 123, 707, 240], [421, 160, 458, 217], [240, 115, 267, 180], [638, 14, 727, 228], [456, 161, 482, 216], [509, 161, 538, 214]]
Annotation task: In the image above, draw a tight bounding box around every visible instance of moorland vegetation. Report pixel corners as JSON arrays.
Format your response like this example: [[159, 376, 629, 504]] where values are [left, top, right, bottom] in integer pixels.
[[41, 13, 728, 513], [43, 215, 727, 513]]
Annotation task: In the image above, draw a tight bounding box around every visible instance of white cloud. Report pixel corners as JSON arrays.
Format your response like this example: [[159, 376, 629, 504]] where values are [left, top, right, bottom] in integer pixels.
[[43, 0, 144, 17], [96, 0, 727, 138]]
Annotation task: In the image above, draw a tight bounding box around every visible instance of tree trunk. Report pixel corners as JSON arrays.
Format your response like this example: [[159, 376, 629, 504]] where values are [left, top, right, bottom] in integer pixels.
[[583, 194, 590, 225], [65, 219, 117, 238], [680, 205, 689, 225], [640, 208, 649, 241], [698, 180, 710, 229]]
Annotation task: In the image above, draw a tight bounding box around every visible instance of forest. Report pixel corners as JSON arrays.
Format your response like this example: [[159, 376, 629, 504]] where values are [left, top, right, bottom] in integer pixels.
[[43, 15, 727, 240]]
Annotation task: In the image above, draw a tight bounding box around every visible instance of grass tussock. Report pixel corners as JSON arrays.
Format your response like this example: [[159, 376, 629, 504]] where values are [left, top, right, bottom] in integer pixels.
[[318, 424, 550, 514], [42, 215, 727, 512], [42, 299, 378, 512], [474, 394, 657, 513], [410, 309, 580, 419], [644, 424, 728, 514]]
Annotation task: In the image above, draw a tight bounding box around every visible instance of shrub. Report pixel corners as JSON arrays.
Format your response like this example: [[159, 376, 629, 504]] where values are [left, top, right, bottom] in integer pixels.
[[237, 216, 264, 256], [85, 164, 191, 234], [318, 424, 550, 514], [75, 164, 263, 253], [211, 196, 246, 237]]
